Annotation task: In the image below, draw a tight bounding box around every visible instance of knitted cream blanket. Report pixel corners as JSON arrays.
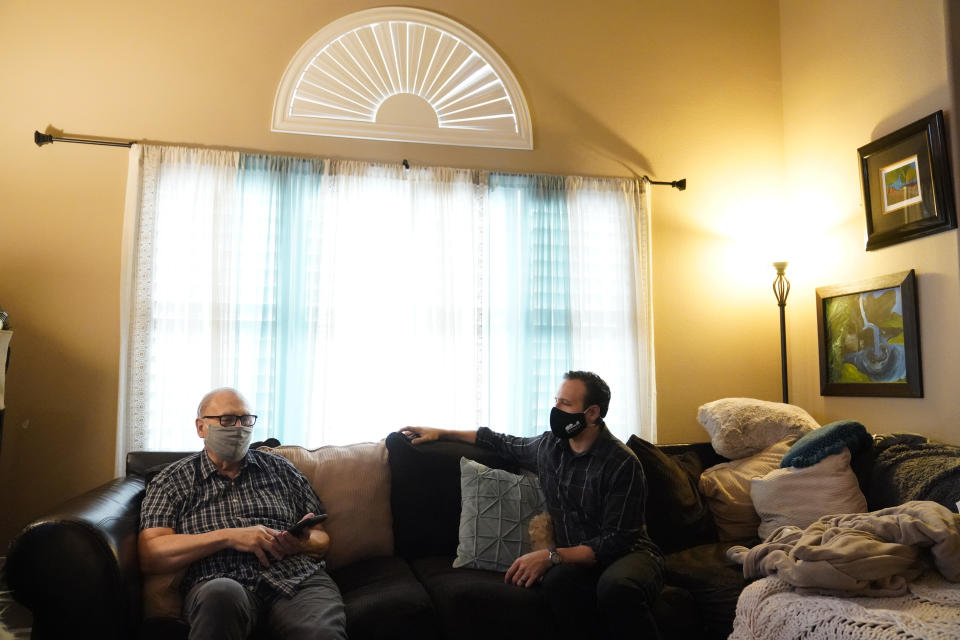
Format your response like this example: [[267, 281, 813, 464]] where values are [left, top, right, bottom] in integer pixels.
[[730, 571, 960, 640]]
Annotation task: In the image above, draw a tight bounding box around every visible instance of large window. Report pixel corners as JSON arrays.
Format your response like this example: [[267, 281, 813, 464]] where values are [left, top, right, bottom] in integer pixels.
[[117, 146, 653, 468]]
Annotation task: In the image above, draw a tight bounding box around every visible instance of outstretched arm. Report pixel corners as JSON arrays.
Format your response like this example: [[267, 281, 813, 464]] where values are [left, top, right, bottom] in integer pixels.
[[400, 426, 477, 445]]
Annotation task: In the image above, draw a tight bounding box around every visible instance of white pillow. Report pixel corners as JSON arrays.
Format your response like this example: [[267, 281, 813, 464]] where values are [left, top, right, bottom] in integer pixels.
[[698, 440, 792, 541], [751, 448, 867, 539], [698, 397, 819, 459]]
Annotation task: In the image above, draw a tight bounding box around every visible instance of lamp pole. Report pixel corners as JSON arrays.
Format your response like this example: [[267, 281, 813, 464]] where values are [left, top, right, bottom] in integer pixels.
[[772, 262, 790, 404]]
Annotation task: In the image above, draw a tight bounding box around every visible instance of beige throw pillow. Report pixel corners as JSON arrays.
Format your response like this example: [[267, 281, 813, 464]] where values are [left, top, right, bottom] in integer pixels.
[[698, 398, 819, 459], [698, 440, 792, 540], [751, 448, 867, 539], [263, 441, 393, 570], [142, 569, 185, 619]]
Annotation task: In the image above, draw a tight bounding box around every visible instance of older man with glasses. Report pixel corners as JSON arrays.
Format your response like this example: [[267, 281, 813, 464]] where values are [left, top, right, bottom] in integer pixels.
[[138, 387, 346, 640]]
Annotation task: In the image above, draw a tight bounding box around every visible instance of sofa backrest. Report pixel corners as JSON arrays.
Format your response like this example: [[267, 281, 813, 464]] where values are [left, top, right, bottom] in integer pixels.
[[384, 431, 518, 560], [126, 450, 195, 479], [260, 442, 393, 570]]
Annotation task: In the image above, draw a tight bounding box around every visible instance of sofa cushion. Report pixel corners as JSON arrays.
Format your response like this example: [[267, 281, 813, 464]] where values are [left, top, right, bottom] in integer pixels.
[[140, 557, 436, 640], [262, 442, 392, 570], [138, 616, 190, 640], [780, 420, 873, 469], [410, 555, 556, 640], [385, 432, 517, 559], [413, 556, 704, 640], [698, 440, 791, 540], [697, 398, 817, 459], [454, 458, 545, 571], [751, 448, 868, 539], [142, 569, 186, 620], [664, 541, 752, 640], [626, 435, 717, 552], [331, 555, 440, 640], [651, 585, 707, 640]]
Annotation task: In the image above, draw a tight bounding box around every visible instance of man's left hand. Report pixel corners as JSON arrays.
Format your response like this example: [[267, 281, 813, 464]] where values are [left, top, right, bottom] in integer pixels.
[[274, 513, 328, 559], [505, 550, 551, 588], [273, 529, 311, 558]]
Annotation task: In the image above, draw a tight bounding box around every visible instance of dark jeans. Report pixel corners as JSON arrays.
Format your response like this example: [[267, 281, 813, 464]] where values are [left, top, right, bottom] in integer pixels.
[[183, 570, 347, 640], [540, 550, 664, 640]]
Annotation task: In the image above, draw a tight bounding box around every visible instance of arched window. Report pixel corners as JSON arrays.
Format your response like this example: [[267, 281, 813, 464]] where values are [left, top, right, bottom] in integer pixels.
[[272, 7, 533, 149]]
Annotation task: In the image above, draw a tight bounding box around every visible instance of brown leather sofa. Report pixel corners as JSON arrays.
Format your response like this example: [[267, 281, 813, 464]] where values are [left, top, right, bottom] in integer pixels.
[[6, 433, 749, 639]]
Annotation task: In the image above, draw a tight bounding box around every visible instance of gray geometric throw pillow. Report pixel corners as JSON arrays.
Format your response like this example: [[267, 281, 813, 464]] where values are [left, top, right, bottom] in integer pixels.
[[453, 457, 546, 572]]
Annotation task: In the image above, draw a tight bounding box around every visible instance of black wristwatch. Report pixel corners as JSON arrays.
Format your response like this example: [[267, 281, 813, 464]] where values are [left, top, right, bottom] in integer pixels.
[[547, 546, 562, 566]]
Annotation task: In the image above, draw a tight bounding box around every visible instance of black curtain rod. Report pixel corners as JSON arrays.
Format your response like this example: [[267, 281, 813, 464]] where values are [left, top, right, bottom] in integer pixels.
[[34, 130, 133, 148], [643, 176, 686, 191], [32, 131, 688, 190]]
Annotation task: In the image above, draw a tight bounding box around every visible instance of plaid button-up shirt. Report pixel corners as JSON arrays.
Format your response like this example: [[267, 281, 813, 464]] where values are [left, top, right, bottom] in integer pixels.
[[140, 449, 325, 600], [476, 425, 661, 567]]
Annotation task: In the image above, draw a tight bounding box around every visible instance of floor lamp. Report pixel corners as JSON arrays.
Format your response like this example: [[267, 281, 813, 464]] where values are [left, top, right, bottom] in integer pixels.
[[772, 262, 790, 404]]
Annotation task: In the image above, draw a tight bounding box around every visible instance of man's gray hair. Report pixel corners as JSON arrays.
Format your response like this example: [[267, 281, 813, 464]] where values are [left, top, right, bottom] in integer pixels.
[[197, 387, 248, 417]]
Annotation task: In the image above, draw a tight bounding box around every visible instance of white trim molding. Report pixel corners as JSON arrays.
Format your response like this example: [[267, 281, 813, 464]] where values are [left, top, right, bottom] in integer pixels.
[[272, 7, 533, 149]]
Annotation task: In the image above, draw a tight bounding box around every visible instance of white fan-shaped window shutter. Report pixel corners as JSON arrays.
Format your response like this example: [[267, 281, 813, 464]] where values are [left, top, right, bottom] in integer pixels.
[[272, 7, 533, 149]]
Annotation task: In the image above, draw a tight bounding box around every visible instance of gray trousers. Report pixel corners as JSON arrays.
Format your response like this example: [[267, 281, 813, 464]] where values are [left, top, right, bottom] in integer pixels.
[[183, 571, 347, 640]]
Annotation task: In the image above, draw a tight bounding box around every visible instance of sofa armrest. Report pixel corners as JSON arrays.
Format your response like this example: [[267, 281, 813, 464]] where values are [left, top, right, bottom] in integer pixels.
[[5, 475, 146, 640]]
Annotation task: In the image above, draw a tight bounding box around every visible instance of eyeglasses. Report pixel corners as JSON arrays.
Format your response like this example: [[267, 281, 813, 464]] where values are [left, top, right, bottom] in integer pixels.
[[202, 414, 258, 427]]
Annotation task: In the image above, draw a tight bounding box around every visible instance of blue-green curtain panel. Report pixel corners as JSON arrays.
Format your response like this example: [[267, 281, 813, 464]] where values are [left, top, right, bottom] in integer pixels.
[[238, 154, 326, 445], [489, 173, 572, 436]]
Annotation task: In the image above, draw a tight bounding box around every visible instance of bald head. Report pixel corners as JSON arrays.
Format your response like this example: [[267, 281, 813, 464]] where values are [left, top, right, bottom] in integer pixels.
[[197, 387, 250, 418]]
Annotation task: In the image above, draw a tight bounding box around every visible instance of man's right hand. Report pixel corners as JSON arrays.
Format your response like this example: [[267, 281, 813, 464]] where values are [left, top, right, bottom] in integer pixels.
[[227, 525, 283, 567], [399, 426, 479, 446], [399, 426, 443, 444]]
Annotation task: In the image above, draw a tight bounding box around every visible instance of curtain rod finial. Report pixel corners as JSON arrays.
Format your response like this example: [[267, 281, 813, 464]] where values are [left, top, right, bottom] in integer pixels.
[[34, 131, 54, 147], [643, 175, 687, 191]]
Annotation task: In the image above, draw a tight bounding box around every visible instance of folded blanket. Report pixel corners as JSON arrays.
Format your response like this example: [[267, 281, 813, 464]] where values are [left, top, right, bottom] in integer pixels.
[[869, 441, 960, 510], [728, 501, 960, 596]]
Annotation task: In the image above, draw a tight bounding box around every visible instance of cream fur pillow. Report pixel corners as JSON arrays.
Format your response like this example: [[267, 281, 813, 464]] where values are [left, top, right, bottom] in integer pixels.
[[698, 440, 792, 540], [698, 397, 819, 459], [264, 441, 393, 570], [751, 448, 867, 539]]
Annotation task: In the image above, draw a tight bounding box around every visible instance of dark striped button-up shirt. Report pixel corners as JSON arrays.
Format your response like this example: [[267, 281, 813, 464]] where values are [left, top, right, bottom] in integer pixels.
[[140, 449, 325, 600], [476, 425, 661, 567]]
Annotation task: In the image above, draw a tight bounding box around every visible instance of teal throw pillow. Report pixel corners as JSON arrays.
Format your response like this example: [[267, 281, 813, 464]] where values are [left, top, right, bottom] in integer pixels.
[[780, 420, 872, 469]]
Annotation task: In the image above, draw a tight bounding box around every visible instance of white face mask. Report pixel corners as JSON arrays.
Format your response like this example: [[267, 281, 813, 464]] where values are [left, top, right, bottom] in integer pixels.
[[204, 424, 254, 462]]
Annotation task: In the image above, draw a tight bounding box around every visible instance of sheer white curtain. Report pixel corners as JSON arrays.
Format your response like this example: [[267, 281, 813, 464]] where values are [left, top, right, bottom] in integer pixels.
[[117, 146, 653, 470], [119, 146, 249, 470], [566, 177, 655, 442], [303, 163, 485, 442]]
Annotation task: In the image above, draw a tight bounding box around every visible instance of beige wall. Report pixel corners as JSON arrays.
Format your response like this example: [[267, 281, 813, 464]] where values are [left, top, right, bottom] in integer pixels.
[[779, 0, 960, 443], [3, 0, 954, 552], [0, 0, 820, 547]]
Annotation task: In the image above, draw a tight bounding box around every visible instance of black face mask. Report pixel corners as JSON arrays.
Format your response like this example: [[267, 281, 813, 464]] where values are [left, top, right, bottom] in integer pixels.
[[550, 407, 588, 439]]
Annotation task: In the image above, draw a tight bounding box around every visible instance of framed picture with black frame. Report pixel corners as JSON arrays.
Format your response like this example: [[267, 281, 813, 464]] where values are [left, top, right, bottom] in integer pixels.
[[858, 111, 956, 251], [816, 270, 922, 397]]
